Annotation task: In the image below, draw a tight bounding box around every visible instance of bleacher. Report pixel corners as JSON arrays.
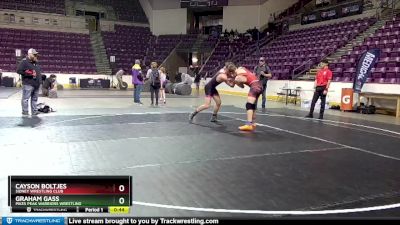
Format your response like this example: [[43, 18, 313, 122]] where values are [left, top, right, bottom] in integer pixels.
[[330, 16, 400, 84], [0, 28, 96, 74]]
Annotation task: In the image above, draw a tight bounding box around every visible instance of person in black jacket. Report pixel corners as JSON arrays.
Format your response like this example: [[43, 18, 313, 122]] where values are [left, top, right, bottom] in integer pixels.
[[17, 48, 42, 116], [253, 57, 272, 109]]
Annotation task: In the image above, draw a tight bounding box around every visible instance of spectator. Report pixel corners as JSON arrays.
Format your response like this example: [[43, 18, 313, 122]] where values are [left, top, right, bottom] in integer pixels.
[[190, 62, 201, 94], [268, 14, 275, 32], [305, 60, 332, 120], [224, 29, 229, 37], [42, 74, 57, 97], [17, 48, 41, 116], [0, 69, 2, 86], [159, 67, 167, 104], [180, 73, 193, 86], [115, 69, 124, 88], [132, 60, 143, 105], [254, 57, 272, 109], [251, 27, 259, 41], [146, 62, 161, 107]]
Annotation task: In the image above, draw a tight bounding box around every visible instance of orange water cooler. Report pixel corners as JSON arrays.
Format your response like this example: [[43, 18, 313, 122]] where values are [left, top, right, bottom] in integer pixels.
[[341, 88, 354, 111]]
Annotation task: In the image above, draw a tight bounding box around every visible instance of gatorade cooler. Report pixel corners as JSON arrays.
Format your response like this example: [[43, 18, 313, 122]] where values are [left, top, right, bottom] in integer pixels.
[[341, 88, 354, 111]]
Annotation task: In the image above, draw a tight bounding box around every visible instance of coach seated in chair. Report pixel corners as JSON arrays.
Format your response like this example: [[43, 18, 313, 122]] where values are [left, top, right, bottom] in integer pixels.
[[42, 74, 57, 98]]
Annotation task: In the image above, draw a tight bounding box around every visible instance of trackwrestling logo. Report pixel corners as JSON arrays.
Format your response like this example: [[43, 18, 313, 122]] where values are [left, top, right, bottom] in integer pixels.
[[7, 218, 13, 224]]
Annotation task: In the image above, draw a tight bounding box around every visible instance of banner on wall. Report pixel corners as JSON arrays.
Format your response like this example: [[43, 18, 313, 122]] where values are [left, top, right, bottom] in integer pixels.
[[353, 49, 381, 93], [302, 0, 363, 25]]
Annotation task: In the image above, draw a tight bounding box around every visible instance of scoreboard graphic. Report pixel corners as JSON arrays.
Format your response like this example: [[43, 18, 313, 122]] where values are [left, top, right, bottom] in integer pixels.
[[180, 0, 228, 8], [8, 176, 132, 213]]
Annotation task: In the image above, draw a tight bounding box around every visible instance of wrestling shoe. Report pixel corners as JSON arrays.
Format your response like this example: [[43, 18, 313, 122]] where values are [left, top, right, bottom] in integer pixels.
[[210, 114, 218, 123], [239, 124, 255, 131], [189, 111, 197, 122]]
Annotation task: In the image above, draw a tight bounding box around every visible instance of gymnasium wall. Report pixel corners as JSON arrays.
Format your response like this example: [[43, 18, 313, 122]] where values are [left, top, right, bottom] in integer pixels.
[[222, 5, 261, 33], [150, 0, 180, 10], [73, 2, 107, 14], [0, 10, 87, 33], [100, 20, 149, 32], [2, 70, 399, 110], [222, 0, 297, 33], [289, 9, 376, 31], [139, 0, 154, 31], [215, 80, 400, 110], [258, 0, 298, 28], [152, 8, 187, 35], [139, 0, 186, 35]]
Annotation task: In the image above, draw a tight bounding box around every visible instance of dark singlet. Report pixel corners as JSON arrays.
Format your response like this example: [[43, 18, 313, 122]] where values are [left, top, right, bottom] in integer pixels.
[[205, 68, 225, 97], [209, 69, 224, 87]]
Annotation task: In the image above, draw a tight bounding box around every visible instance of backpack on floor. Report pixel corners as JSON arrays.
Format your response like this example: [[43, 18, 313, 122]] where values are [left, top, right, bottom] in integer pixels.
[[37, 103, 55, 113], [358, 104, 376, 114]]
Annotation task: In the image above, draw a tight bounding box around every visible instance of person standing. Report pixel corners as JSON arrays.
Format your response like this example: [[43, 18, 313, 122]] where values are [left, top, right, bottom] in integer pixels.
[[190, 62, 201, 95], [132, 60, 143, 105], [146, 62, 161, 107], [17, 48, 41, 116], [253, 57, 272, 109], [159, 67, 167, 104], [306, 60, 332, 120]]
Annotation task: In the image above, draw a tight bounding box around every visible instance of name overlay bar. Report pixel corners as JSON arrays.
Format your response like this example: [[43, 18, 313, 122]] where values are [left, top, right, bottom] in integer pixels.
[[8, 176, 132, 213]]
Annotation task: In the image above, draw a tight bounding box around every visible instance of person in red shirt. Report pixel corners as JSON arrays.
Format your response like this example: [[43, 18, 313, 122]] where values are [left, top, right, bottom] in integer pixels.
[[306, 60, 332, 120]]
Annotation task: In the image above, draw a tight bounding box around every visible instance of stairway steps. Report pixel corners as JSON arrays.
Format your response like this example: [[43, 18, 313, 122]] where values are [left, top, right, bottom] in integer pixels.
[[90, 31, 112, 75]]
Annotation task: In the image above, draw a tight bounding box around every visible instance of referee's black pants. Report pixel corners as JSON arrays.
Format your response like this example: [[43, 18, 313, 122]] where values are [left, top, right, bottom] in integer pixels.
[[308, 86, 327, 119]]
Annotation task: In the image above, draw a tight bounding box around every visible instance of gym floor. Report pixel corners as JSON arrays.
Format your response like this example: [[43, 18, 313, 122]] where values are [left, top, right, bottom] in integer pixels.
[[0, 88, 399, 218]]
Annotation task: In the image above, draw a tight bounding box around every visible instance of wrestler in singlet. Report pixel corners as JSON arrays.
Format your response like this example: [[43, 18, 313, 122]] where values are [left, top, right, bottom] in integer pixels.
[[204, 69, 225, 98], [190, 64, 237, 123], [238, 67, 263, 99]]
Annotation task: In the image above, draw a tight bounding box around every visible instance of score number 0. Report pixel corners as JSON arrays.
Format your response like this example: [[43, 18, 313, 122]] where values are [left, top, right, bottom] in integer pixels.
[[118, 185, 125, 205]]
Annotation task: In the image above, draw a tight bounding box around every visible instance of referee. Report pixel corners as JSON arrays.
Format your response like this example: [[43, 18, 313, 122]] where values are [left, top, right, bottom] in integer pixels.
[[305, 60, 332, 120]]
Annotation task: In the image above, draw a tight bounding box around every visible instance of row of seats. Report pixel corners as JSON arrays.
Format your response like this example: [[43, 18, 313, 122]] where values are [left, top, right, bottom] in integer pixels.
[[239, 18, 376, 80], [332, 15, 400, 83], [0, 27, 97, 74]]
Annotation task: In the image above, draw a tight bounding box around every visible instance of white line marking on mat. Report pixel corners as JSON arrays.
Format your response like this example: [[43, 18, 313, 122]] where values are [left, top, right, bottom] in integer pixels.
[[81, 146, 346, 173], [219, 111, 400, 136], [131, 201, 400, 215], [34, 111, 400, 161], [222, 114, 400, 162]]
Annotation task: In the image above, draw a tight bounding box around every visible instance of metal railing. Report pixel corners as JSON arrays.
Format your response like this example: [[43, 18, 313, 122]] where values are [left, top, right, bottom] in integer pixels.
[[292, 46, 336, 79], [199, 38, 220, 74]]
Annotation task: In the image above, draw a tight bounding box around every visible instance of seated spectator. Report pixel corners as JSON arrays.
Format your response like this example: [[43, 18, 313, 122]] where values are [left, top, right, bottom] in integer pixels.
[[42, 74, 57, 97], [180, 73, 193, 86]]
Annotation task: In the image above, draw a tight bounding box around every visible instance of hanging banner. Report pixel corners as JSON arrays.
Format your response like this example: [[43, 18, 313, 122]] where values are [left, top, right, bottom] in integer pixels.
[[353, 49, 381, 93], [301, 0, 363, 25]]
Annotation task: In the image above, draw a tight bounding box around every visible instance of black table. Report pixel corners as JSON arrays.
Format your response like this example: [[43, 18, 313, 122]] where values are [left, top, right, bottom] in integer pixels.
[[281, 88, 301, 105]]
